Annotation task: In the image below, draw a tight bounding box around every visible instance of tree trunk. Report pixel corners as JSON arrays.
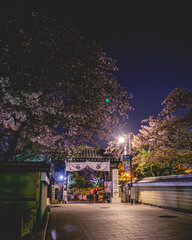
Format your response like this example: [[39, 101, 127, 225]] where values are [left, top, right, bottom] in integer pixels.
[[168, 160, 173, 175], [1, 124, 24, 162], [150, 165, 154, 177]]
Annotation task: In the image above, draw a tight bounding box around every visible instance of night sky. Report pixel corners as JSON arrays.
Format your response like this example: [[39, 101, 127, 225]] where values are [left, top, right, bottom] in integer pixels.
[[1, 1, 192, 134]]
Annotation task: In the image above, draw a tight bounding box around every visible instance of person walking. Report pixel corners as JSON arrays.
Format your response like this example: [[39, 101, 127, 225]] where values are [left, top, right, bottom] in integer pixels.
[[94, 185, 100, 203], [88, 188, 94, 203]]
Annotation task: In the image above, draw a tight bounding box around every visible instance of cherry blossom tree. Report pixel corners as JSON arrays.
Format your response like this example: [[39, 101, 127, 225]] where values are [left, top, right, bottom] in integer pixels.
[[133, 88, 192, 176], [0, 9, 132, 162], [106, 88, 192, 177]]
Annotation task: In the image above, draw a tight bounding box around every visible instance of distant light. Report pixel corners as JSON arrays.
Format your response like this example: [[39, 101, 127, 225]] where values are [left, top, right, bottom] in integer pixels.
[[51, 230, 56, 240], [59, 175, 64, 180], [118, 136, 125, 143], [105, 98, 110, 103]]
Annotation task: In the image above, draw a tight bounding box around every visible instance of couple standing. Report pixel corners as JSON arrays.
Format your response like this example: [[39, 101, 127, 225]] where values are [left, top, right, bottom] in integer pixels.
[[88, 185, 100, 202]]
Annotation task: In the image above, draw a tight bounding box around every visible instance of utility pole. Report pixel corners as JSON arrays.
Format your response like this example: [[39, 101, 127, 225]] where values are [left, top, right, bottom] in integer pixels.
[[129, 133, 133, 204]]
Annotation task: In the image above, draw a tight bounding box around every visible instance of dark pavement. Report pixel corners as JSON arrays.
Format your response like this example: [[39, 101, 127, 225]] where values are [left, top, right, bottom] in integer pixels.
[[45, 203, 192, 240]]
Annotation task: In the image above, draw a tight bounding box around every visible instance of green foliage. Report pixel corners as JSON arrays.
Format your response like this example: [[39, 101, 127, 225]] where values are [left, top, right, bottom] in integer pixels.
[[69, 172, 90, 188], [68, 168, 98, 189]]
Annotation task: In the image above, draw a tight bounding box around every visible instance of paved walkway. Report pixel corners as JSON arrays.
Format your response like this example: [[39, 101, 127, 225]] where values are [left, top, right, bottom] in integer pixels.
[[45, 203, 192, 240]]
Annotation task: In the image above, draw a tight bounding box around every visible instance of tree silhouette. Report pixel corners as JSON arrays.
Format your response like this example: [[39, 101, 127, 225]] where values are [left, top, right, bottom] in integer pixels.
[[0, 9, 132, 161]]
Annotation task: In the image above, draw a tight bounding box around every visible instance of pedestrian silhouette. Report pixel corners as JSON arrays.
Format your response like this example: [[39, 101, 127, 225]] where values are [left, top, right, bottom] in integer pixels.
[[94, 185, 100, 202], [88, 188, 94, 202]]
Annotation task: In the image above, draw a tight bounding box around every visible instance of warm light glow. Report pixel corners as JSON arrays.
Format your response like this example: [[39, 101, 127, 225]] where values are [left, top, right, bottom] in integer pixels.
[[118, 136, 125, 143]]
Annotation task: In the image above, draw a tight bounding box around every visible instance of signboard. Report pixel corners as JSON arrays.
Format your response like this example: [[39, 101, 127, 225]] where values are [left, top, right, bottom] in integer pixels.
[[123, 160, 130, 165], [51, 185, 55, 201], [112, 169, 119, 198], [131, 187, 136, 200], [66, 161, 110, 172], [123, 154, 130, 160], [104, 181, 112, 193], [124, 164, 130, 172]]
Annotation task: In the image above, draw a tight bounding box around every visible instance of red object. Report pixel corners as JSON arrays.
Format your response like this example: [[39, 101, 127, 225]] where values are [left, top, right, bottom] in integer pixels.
[[88, 189, 94, 195], [94, 186, 100, 194]]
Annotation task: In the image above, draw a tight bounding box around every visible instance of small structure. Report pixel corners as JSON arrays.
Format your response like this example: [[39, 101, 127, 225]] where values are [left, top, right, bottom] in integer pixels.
[[111, 169, 121, 203], [49, 147, 121, 204], [76, 147, 121, 203], [67, 147, 121, 202], [0, 162, 50, 240]]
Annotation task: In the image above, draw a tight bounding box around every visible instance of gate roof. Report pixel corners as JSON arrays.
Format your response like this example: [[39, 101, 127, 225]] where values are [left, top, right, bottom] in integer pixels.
[[73, 157, 119, 162], [74, 147, 119, 162]]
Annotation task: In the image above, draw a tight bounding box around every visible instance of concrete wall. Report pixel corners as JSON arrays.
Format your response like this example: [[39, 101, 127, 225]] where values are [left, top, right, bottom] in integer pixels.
[[40, 172, 50, 221], [0, 162, 50, 240], [133, 175, 192, 212], [0, 171, 39, 239], [0, 171, 39, 215]]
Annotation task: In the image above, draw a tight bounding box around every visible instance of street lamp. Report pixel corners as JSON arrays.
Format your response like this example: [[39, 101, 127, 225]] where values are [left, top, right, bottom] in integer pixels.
[[118, 136, 125, 144], [128, 133, 133, 190], [59, 175, 64, 181], [118, 133, 133, 204]]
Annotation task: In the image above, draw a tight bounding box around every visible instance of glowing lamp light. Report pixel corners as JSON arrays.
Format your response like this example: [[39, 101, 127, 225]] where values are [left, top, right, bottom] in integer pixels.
[[59, 175, 64, 180], [118, 136, 125, 144], [105, 98, 110, 103]]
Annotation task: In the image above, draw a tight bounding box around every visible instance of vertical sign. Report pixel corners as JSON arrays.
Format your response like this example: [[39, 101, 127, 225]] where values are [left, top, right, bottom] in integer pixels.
[[104, 181, 112, 193], [112, 169, 119, 198], [124, 164, 130, 172], [63, 173, 68, 203], [51, 185, 55, 201]]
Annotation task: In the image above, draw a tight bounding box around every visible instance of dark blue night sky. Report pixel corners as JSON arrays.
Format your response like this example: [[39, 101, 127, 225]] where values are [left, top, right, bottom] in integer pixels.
[[49, 2, 192, 134], [69, 3, 192, 133], [2, 1, 192, 134]]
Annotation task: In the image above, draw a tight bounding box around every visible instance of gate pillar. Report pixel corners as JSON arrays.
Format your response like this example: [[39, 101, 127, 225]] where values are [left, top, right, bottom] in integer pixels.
[[111, 169, 121, 203]]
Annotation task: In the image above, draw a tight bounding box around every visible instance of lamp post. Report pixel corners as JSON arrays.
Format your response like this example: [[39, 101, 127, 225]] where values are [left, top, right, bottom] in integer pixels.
[[129, 133, 133, 189], [118, 133, 133, 204], [129, 133, 133, 204]]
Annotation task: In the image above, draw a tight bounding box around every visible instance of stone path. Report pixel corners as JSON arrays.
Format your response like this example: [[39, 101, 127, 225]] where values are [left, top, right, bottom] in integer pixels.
[[45, 203, 192, 240]]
